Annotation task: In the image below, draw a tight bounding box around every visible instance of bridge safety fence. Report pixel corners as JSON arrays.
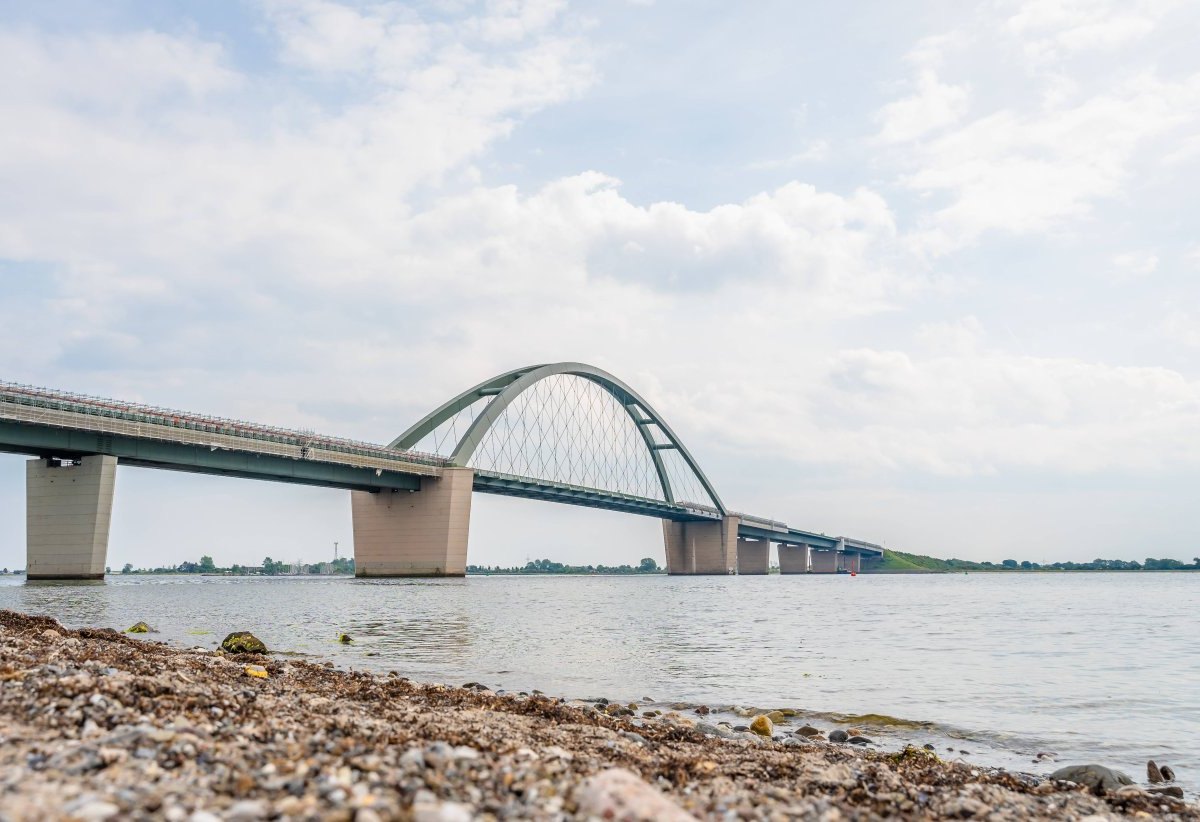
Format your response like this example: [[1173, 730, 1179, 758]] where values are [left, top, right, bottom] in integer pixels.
[[0, 381, 446, 476]]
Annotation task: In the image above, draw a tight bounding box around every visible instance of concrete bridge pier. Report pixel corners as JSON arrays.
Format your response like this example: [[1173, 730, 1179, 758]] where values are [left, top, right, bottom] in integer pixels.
[[351, 467, 474, 577], [777, 543, 810, 574], [663, 516, 740, 574], [842, 553, 861, 573], [26, 456, 117, 580], [736, 538, 770, 574], [810, 549, 839, 574]]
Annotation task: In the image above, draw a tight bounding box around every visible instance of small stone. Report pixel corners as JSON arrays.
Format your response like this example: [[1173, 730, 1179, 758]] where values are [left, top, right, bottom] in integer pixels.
[[221, 632, 268, 654], [765, 710, 786, 723], [338, 633, 353, 644], [749, 715, 773, 736], [828, 729, 849, 743], [816, 763, 855, 788], [125, 622, 155, 633], [1160, 764, 1176, 781], [1049, 764, 1134, 793], [574, 768, 698, 821], [1148, 786, 1184, 799], [69, 800, 121, 822], [225, 800, 268, 821], [412, 799, 473, 822], [847, 735, 873, 745], [796, 725, 821, 737], [1148, 760, 1164, 782], [941, 797, 988, 817], [694, 705, 710, 715], [243, 664, 269, 679]]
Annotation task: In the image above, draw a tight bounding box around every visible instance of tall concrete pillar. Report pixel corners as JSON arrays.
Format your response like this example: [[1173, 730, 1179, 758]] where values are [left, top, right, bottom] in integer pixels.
[[844, 553, 861, 573], [778, 543, 810, 574], [26, 456, 118, 580], [663, 516, 740, 575], [351, 467, 474, 577], [736, 538, 769, 574], [810, 550, 839, 573]]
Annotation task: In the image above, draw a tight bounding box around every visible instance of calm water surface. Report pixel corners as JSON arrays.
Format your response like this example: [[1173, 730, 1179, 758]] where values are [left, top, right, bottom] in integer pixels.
[[2, 573, 1196, 793]]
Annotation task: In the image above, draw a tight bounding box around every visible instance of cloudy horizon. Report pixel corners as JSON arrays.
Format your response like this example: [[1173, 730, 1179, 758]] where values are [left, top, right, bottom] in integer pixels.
[[2, 0, 1199, 571]]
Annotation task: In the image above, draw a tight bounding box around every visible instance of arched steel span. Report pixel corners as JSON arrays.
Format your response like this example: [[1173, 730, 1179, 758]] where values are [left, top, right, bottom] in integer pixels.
[[389, 362, 727, 515]]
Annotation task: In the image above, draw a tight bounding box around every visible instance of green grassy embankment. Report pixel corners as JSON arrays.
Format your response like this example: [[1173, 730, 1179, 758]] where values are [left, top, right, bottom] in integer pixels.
[[864, 549, 988, 573]]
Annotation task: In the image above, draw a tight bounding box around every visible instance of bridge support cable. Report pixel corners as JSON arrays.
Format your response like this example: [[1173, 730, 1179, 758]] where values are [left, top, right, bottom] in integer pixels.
[[389, 363, 726, 516]]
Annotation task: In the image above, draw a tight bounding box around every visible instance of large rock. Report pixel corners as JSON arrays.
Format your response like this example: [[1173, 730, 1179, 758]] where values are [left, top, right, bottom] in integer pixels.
[[828, 729, 849, 743], [749, 715, 773, 736], [1049, 764, 1134, 793], [574, 768, 697, 821], [1148, 760, 1164, 783], [220, 632, 268, 654]]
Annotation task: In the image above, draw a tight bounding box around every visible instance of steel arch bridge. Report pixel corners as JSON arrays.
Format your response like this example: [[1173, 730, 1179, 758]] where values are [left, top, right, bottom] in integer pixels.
[[391, 362, 727, 522], [0, 364, 883, 579]]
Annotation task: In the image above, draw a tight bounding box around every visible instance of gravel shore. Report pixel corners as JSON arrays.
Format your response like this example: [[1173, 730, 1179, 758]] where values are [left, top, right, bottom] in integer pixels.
[[0, 609, 1194, 821]]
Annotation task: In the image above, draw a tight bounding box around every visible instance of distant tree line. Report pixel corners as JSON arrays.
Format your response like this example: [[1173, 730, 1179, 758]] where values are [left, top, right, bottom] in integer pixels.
[[467, 557, 662, 575], [875, 549, 1200, 573], [975, 557, 1199, 571], [120, 555, 355, 575]]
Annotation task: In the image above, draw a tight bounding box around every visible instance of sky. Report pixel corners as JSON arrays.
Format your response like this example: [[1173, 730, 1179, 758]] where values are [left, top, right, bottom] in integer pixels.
[[1, 0, 1199, 571]]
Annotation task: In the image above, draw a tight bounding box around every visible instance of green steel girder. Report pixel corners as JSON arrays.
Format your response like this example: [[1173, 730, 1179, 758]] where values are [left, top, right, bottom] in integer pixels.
[[472, 470, 715, 521], [736, 522, 840, 550], [391, 362, 727, 515], [0, 420, 422, 492]]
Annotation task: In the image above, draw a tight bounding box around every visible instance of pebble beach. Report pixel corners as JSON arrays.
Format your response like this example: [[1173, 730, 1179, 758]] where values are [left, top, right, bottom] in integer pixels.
[[0, 608, 1194, 821]]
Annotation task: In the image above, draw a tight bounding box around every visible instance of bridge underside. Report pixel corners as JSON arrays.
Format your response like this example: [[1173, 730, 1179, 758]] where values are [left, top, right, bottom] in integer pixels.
[[0, 421, 422, 493]]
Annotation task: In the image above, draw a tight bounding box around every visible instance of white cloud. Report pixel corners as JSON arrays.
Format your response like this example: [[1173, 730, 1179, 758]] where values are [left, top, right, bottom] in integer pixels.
[[875, 1, 1200, 254], [901, 71, 1200, 254], [876, 70, 969, 144], [915, 315, 985, 354], [689, 347, 1200, 477], [1004, 0, 1178, 61], [1161, 308, 1200, 347], [1110, 250, 1159, 281], [744, 140, 830, 170]]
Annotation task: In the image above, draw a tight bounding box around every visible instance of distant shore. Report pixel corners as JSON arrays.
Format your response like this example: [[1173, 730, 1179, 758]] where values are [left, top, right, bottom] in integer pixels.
[[0, 609, 1194, 820]]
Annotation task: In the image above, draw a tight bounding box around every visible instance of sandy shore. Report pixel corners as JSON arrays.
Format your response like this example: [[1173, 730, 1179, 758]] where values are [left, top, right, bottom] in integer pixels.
[[0, 609, 1194, 821]]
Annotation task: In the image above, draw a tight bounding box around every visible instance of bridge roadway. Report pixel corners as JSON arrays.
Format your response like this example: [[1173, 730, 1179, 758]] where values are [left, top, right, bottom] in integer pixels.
[[0, 380, 882, 578]]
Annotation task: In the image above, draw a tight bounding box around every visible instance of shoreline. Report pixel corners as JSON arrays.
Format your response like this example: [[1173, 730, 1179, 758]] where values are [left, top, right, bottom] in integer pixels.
[[0, 609, 1195, 820]]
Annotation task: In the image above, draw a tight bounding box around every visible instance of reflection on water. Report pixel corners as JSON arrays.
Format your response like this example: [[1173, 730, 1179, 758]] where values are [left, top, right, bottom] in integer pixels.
[[1, 571, 1197, 790]]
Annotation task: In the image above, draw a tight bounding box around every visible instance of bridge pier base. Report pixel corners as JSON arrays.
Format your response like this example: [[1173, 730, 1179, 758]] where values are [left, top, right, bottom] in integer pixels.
[[351, 467, 473, 577], [736, 538, 769, 574], [810, 549, 839, 573], [663, 515, 739, 575], [26, 456, 117, 580], [778, 543, 810, 574]]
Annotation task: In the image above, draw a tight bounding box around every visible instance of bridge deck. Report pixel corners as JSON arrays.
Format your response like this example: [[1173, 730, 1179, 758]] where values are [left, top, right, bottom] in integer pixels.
[[0, 381, 881, 554]]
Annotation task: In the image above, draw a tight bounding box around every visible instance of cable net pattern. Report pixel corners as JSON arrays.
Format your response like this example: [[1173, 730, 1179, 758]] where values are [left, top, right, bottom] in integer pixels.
[[409, 374, 718, 507]]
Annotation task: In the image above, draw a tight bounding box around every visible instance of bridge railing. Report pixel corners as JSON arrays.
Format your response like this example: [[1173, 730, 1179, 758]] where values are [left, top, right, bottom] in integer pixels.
[[0, 381, 446, 476]]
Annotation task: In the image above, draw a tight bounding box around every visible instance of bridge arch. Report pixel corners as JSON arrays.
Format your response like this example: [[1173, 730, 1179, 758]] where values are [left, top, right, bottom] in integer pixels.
[[391, 362, 726, 515]]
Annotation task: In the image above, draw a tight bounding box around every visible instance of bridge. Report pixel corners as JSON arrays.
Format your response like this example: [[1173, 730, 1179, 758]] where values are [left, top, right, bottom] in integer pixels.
[[0, 363, 882, 579]]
